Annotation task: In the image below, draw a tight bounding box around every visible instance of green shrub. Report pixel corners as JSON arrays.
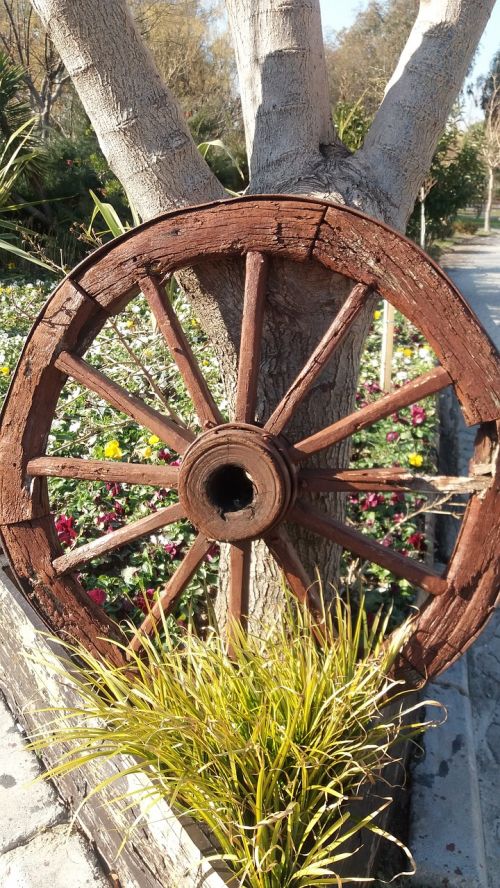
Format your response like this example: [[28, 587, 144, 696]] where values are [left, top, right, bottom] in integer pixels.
[[31, 597, 438, 886]]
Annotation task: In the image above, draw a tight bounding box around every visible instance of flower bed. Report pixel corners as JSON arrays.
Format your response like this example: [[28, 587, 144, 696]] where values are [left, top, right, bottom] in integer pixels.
[[0, 277, 443, 630]]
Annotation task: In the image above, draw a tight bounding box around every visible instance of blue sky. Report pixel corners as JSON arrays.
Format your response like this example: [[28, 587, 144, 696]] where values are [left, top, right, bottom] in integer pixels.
[[319, 0, 500, 108]]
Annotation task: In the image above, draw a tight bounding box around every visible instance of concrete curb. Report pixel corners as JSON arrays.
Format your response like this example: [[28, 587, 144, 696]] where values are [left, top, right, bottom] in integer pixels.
[[409, 657, 488, 888]]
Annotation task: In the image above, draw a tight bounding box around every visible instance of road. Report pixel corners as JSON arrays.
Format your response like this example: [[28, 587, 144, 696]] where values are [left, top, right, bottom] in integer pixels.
[[442, 231, 500, 349]]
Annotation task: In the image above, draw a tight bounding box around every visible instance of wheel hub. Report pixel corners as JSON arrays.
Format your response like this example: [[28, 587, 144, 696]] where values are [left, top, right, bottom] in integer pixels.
[[178, 423, 297, 541]]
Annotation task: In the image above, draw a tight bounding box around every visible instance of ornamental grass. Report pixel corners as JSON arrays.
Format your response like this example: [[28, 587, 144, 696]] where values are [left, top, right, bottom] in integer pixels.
[[31, 596, 438, 887]]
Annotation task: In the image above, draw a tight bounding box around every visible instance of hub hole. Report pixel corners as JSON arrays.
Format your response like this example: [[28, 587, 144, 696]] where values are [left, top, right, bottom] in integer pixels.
[[206, 464, 254, 514]]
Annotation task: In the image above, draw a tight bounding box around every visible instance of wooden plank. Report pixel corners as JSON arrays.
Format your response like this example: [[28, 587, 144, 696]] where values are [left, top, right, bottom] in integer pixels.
[[75, 199, 326, 311], [265, 283, 370, 434], [291, 500, 448, 597], [299, 467, 491, 494], [292, 366, 451, 459], [52, 502, 185, 576], [55, 350, 194, 454], [129, 533, 211, 653], [140, 274, 223, 429], [0, 568, 234, 888], [228, 541, 251, 631], [264, 526, 324, 624], [235, 252, 269, 423], [27, 456, 179, 487]]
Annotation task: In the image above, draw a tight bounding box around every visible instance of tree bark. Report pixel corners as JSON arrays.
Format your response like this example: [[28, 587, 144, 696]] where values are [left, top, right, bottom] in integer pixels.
[[28, 0, 496, 620], [484, 165, 494, 233]]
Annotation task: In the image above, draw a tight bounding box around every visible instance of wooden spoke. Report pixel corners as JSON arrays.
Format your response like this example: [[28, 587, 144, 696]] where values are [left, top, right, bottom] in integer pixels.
[[55, 350, 194, 454], [52, 501, 185, 576], [140, 275, 224, 429], [28, 456, 179, 488], [264, 526, 325, 627], [265, 283, 371, 435], [128, 533, 211, 653], [293, 366, 451, 460], [291, 499, 447, 597], [228, 541, 251, 630], [299, 466, 491, 495], [235, 252, 269, 422]]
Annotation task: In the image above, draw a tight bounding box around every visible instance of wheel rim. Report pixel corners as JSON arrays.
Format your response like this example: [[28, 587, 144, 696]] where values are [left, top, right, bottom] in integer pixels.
[[0, 195, 498, 683]]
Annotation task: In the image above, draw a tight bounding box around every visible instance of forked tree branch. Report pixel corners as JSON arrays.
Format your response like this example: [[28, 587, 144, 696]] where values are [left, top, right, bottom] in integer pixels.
[[225, 0, 339, 191], [355, 0, 496, 226], [30, 0, 224, 219]]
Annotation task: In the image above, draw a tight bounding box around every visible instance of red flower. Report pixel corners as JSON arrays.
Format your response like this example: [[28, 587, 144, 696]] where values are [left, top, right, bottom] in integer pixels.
[[411, 405, 427, 426], [391, 492, 404, 505], [87, 587, 106, 606], [158, 448, 171, 461], [105, 482, 122, 496], [386, 430, 400, 443], [407, 531, 426, 552], [55, 514, 77, 546], [135, 588, 155, 613]]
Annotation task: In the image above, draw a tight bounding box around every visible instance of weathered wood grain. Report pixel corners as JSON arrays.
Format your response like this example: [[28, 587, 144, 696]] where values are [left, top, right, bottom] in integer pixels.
[[55, 351, 194, 454], [27, 456, 179, 487], [140, 274, 223, 429], [314, 207, 500, 424], [129, 533, 211, 653], [291, 500, 448, 597], [265, 283, 371, 434], [299, 467, 491, 494], [0, 518, 125, 665], [235, 252, 269, 423], [52, 502, 185, 576], [292, 366, 451, 459]]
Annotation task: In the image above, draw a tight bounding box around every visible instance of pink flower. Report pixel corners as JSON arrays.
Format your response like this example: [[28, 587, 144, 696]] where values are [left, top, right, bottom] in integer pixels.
[[391, 492, 404, 505], [393, 512, 404, 523], [364, 380, 381, 394], [361, 493, 385, 510], [87, 587, 106, 606], [164, 540, 184, 559], [386, 430, 400, 443], [381, 535, 393, 547], [411, 405, 427, 426], [169, 458, 181, 468], [55, 514, 78, 546]]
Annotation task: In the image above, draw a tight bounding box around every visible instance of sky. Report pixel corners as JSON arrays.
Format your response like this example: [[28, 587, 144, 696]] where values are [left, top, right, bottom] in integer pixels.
[[319, 0, 500, 120]]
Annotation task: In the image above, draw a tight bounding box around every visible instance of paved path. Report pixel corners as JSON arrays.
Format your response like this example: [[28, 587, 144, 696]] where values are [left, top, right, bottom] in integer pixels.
[[0, 693, 110, 886], [410, 232, 500, 888]]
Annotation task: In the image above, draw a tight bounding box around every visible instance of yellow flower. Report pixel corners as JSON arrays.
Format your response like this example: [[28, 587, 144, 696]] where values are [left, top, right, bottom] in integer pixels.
[[148, 434, 160, 446], [104, 439, 123, 459], [142, 445, 153, 459], [408, 452, 423, 468], [403, 348, 413, 358], [373, 310, 381, 320], [0, 366, 10, 376]]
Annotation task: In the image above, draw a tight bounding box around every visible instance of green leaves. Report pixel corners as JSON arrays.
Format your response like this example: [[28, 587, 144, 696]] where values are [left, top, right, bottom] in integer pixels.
[[31, 596, 439, 887]]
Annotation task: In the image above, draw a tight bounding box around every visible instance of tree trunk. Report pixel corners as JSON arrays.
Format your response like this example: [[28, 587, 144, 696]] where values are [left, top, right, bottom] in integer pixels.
[[484, 165, 494, 233], [29, 0, 497, 620]]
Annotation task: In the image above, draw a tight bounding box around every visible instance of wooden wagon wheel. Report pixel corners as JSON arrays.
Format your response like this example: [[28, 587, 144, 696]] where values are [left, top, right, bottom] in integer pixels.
[[0, 196, 498, 684]]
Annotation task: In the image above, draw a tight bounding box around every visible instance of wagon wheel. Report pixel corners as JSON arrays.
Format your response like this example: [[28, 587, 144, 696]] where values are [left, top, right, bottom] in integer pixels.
[[0, 196, 498, 684]]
